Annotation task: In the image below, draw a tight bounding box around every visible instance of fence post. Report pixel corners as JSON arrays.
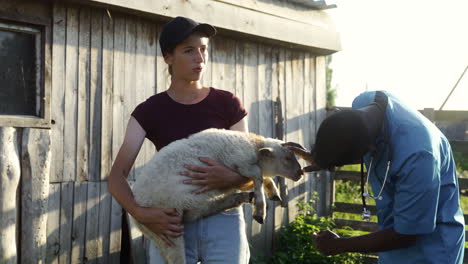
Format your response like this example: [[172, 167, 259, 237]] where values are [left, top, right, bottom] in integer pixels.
[[0, 127, 20, 264], [315, 170, 333, 217]]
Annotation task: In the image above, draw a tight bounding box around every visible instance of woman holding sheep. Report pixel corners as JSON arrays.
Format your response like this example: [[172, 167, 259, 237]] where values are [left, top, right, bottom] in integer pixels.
[[108, 16, 252, 263]]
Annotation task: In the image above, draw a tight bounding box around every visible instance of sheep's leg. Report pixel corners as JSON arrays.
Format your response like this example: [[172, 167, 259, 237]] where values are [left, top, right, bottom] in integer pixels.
[[236, 165, 265, 223], [252, 176, 266, 224], [263, 177, 282, 202], [154, 235, 186, 264], [183, 192, 253, 222]]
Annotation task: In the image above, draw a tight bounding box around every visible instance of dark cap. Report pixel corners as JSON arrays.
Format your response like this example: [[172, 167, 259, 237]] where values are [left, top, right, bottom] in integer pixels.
[[159, 16, 217, 56], [313, 109, 371, 169]]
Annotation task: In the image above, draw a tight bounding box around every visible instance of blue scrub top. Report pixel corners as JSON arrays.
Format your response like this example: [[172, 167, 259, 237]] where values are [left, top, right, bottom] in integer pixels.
[[352, 91, 465, 264]]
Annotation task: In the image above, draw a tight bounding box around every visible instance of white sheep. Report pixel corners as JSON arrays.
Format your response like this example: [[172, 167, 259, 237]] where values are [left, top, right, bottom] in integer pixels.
[[132, 128, 303, 264]]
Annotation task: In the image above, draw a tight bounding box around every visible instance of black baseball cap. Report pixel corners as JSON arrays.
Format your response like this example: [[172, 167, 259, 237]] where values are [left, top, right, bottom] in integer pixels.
[[313, 109, 371, 169], [159, 16, 217, 56]]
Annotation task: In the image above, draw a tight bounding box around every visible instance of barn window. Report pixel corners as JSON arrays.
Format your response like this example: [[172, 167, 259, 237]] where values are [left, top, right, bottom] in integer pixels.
[[0, 20, 49, 128]]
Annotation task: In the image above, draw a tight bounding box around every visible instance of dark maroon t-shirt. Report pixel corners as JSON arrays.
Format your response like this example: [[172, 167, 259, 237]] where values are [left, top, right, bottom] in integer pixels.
[[131, 87, 248, 151]]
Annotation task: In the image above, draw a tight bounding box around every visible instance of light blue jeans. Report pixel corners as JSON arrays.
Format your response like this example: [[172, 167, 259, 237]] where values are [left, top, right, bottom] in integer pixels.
[[148, 207, 250, 264]]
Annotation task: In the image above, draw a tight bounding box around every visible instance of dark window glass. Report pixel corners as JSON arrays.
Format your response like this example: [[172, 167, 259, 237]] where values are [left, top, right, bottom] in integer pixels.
[[0, 26, 40, 116]]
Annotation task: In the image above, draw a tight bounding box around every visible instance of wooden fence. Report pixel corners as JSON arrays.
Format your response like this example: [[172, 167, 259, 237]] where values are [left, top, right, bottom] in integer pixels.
[[331, 108, 468, 262]]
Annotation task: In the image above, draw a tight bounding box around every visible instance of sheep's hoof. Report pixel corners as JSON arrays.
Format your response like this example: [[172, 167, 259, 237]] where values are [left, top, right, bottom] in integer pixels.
[[271, 195, 282, 202], [248, 192, 255, 203], [253, 215, 264, 224]]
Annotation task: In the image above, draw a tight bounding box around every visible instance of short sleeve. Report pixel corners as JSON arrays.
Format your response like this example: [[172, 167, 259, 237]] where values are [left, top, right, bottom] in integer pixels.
[[131, 101, 150, 133], [393, 151, 440, 235], [226, 92, 248, 127]]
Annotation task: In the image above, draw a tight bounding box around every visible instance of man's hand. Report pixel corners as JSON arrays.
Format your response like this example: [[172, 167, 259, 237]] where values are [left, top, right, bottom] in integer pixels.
[[132, 207, 184, 247], [312, 230, 341, 256], [181, 157, 251, 194]]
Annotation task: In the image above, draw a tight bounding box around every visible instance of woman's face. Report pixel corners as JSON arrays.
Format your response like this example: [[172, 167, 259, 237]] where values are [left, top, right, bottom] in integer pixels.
[[165, 32, 209, 82]]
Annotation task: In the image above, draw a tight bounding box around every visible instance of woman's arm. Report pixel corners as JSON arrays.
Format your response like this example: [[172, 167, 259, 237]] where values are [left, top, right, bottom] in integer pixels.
[[108, 117, 183, 246]]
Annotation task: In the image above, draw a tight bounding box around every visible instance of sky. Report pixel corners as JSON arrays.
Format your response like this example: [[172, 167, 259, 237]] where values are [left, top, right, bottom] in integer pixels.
[[325, 0, 468, 110]]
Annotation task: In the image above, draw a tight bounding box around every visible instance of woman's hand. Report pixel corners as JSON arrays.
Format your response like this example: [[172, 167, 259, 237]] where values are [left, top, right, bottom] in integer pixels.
[[132, 206, 184, 247], [181, 157, 250, 194], [312, 230, 342, 256]]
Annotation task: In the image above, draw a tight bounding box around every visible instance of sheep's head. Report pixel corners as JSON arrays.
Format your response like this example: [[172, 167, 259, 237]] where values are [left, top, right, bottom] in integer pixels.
[[258, 140, 303, 181]]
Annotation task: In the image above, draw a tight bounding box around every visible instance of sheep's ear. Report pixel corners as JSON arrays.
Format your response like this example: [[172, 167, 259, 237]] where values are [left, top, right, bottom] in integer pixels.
[[259, 148, 274, 158]]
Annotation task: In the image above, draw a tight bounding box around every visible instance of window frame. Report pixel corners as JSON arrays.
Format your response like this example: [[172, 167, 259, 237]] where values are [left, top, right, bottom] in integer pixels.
[[0, 12, 51, 128]]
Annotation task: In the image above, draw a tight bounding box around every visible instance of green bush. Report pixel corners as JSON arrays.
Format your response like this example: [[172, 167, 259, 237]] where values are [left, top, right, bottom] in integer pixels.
[[257, 200, 366, 264], [454, 151, 468, 173]]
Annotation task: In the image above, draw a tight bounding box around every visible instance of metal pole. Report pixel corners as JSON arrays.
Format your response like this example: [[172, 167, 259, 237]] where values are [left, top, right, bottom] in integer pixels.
[[439, 64, 468, 110]]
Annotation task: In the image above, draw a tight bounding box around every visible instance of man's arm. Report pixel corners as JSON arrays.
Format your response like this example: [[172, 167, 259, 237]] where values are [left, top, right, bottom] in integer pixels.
[[314, 228, 417, 256]]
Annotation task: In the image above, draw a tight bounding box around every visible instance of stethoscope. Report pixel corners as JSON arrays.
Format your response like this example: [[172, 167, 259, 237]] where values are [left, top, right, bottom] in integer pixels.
[[360, 91, 392, 221]]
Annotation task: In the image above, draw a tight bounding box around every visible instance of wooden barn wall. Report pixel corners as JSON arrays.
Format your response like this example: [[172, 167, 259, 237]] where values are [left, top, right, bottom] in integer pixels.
[[0, 2, 328, 262]]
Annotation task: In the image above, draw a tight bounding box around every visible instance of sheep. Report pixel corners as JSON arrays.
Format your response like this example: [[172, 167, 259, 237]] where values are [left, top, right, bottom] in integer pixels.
[[131, 128, 303, 264]]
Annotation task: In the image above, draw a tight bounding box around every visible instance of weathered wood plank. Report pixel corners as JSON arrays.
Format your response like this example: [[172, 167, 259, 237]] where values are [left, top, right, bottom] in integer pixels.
[[211, 36, 236, 94], [63, 6, 79, 182], [50, 3, 66, 183], [89, 8, 104, 182], [43, 0, 53, 131], [21, 128, 51, 264], [85, 181, 101, 263], [314, 55, 331, 217], [295, 50, 308, 208], [71, 182, 88, 264], [100, 6, 114, 181], [46, 183, 61, 264], [155, 24, 169, 94], [273, 47, 288, 234], [111, 13, 126, 175], [77, 6, 91, 183], [260, 44, 276, 256], [124, 15, 137, 181], [59, 182, 74, 264], [335, 218, 378, 232], [240, 41, 259, 241], [134, 18, 153, 181], [305, 53, 317, 208], [315, 55, 327, 130], [142, 20, 157, 162], [251, 43, 271, 253], [98, 182, 112, 264], [0, 127, 20, 264], [201, 36, 212, 88], [109, 197, 122, 263], [285, 49, 303, 222]]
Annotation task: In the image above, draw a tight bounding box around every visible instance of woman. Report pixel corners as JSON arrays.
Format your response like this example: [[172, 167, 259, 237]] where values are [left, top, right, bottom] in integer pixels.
[[108, 16, 252, 263]]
